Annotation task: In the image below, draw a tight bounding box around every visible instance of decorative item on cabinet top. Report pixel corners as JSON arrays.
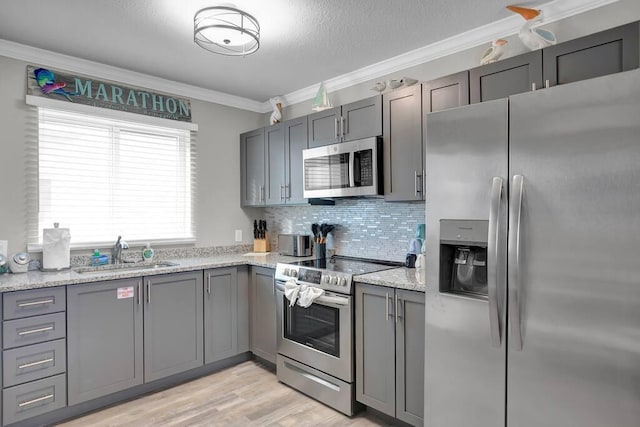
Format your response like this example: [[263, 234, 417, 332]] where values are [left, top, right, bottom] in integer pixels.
[[311, 82, 332, 112], [371, 77, 418, 93], [507, 4, 557, 50], [480, 39, 508, 65], [270, 96, 283, 125]]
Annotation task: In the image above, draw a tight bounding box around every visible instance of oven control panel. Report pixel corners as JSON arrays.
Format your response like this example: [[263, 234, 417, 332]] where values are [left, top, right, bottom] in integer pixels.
[[275, 263, 352, 294]]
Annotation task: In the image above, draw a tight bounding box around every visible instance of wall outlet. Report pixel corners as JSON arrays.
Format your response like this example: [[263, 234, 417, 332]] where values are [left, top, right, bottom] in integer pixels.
[[234, 230, 243, 242]]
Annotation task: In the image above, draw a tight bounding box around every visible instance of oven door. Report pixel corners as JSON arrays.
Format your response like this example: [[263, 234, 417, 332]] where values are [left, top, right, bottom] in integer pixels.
[[276, 283, 353, 382]]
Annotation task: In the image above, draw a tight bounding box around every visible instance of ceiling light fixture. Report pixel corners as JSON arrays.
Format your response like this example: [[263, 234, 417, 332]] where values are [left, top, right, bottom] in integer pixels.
[[194, 6, 260, 56]]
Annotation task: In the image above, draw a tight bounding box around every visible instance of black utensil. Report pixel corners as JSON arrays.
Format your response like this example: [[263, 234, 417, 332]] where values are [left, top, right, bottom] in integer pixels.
[[311, 223, 319, 242]]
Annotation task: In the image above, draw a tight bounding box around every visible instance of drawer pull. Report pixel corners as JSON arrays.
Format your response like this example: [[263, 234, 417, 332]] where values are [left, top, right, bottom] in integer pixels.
[[17, 299, 54, 308], [18, 326, 54, 336], [18, 358, 54, 369], [18, 393, 54, 408]]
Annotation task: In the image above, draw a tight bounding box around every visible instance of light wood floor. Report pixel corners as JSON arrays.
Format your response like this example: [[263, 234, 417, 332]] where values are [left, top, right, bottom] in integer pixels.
[[57, 361, 393, 426]]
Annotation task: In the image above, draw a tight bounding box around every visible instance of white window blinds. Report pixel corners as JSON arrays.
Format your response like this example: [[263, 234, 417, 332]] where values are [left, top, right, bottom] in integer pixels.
[[29, 107, 196, 249]]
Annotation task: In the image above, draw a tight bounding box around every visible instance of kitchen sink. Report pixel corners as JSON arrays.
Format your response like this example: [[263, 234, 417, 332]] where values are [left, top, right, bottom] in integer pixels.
[[74, 261, 180, 274]]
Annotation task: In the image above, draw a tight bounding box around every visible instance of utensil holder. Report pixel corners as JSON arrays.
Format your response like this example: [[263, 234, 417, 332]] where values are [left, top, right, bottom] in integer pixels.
[[315, 243, 326, 260]]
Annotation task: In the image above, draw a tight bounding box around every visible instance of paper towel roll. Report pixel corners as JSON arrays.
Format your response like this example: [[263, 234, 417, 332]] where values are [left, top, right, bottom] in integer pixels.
[[43, 227, 71, 270]]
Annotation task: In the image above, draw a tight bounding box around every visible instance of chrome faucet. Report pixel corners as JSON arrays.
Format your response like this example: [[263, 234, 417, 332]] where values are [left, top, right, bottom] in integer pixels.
[[112, 236, 129, 264]]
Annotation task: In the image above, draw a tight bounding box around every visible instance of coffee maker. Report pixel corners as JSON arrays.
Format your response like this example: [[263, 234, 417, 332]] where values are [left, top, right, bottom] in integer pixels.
[[439, 220, 488, 296]]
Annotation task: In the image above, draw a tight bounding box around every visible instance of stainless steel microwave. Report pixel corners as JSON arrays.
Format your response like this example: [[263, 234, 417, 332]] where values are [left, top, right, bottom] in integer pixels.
[[302, 136, 383, 198]]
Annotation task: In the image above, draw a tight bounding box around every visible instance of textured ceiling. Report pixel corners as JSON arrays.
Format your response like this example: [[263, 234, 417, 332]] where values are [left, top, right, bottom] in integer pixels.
[[1, 0, 553, 102]]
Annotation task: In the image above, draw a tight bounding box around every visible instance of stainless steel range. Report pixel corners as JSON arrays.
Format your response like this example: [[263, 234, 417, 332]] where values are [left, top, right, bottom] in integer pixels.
[[274, 256, 400, 415]]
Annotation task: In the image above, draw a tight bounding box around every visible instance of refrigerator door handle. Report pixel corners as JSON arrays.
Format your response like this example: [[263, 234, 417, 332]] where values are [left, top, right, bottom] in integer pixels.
[[488, 176, 503, 347], [508, 174, 525, 351]]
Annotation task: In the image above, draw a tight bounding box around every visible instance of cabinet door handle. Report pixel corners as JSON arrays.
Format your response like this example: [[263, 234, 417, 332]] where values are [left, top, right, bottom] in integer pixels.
[[18, 326, 54, 336], [207, 273, 211, 295], [18, 394, 54, 408], [17, 299, 54, 308], [414, 171, 422, 196], [280, 185, 285, 201], [260, 185, 265, 202], [334, 117, 340, 140], [18, 357, 54, 370], [147, 280, 151, 304], [137, 280, 142, 305], [386, 292, 392, 320], [341, 116, 346, 138]]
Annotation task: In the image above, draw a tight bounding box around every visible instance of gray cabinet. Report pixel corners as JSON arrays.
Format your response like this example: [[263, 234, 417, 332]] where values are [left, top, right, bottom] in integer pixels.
[[543, 21, 639, 87], [383, 85, 424, 201], [204, 267, 248, 364], [143, 271, 204, 383], [67, 278, 143, 405], [308, 96, 382, 147], [355, 283, 425, 426], [283, 116, 308, 204], [422, 71, 469, 113], [2, 286, 68, 425], [265, 117, 309, 205], [395, 289, 426, 426], [470, 51, 543, 104], [240, 128, 266, 206], [250, 266, 277, 364]]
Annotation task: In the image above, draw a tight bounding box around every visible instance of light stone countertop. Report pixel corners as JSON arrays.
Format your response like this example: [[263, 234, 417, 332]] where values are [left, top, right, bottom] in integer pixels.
[[354, 267, 426, 292], [0, 253, 425, 293], [0, 253, 308, 293]]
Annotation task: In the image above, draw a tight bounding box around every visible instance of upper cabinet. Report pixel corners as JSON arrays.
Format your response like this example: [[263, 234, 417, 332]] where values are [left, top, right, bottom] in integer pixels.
[[308, 95, 382, 147], [240, 128, 266, 206], [423, 71, 470, 114], [470, 51, 542, 103], [383, 85, 424, 202], [470, 21, 639, 103], [242, 117, 309, 207], [543, 21, 639, 87]]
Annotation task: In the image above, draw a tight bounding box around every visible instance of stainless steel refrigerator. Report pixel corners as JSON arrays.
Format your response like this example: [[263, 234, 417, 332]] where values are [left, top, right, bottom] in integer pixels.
[[424, 69, 640, 427]]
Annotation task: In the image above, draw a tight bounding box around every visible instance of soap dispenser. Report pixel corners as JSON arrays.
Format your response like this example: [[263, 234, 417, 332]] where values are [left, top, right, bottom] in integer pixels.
[[142, 243, 154, 262]]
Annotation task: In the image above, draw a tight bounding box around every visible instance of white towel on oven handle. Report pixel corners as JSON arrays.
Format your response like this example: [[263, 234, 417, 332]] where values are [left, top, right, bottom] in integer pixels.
[[283, 279, 325, 308], [297, 286, 325, 308], [284, 279, 301, 307]]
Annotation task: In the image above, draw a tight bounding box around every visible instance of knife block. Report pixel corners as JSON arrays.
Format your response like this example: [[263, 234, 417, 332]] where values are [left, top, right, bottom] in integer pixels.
[[253, 232, 271, 252]]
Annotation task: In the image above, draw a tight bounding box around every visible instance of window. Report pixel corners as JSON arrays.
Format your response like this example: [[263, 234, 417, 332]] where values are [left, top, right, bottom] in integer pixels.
[[29, 107, 196, 249]]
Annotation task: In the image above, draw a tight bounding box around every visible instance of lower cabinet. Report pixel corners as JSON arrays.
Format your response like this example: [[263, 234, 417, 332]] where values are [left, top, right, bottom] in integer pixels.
[[204, 266, 250, 364], [355, 283, 425, 426], [2, 287, 68, 425], [67, 271, 204, 404], [67, 278, 144, 405], [249, 266, 277, 364], [143, 271, 204, 383]]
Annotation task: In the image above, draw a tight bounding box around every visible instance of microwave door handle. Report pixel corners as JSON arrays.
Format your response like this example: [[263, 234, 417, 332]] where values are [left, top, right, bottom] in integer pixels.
[[349, 153, 356, 188]]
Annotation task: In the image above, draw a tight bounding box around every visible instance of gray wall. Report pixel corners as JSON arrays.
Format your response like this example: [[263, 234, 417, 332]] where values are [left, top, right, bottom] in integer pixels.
[[0, 55, 263, 255]]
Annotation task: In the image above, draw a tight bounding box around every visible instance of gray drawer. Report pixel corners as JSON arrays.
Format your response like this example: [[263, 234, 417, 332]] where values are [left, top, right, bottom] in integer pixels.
[[3, 373, 67, 425], [3, 339, 67, 387], [3, 312, 66, 349], [3, 287, 66, 320]]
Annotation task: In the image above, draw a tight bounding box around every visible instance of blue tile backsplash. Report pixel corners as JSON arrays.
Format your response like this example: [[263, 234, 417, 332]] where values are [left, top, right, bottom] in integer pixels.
[[265, 199, 425, 262]]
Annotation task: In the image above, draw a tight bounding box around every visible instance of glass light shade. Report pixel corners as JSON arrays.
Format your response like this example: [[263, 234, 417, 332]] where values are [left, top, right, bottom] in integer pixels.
[[194, 6, 260, 56]]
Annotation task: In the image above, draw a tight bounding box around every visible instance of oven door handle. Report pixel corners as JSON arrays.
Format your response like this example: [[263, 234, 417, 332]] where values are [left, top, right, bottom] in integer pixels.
[[315, 294, 350, 306], [275, 282, 350, 307]]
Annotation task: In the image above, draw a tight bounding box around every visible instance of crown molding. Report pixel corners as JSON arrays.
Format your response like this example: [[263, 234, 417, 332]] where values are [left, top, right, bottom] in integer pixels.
[[0, 39, 267, 113], [276, 0, 619, 109]]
